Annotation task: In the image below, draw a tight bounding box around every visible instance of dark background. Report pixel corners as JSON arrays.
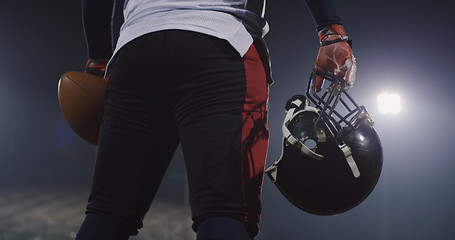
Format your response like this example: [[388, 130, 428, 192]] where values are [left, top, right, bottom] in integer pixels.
[[1, 0, 454, 239]]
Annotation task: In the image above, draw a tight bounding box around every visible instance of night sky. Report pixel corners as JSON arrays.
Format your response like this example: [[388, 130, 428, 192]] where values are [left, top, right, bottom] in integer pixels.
[[1, 0, 455, 239]]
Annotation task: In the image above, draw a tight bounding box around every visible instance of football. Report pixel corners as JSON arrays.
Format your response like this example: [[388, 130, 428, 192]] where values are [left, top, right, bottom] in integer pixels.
[[58, 71, 107, 145]]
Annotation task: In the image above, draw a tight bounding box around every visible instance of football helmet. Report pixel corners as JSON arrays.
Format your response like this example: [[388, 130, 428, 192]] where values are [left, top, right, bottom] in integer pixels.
[[266, 69, 383, 215]]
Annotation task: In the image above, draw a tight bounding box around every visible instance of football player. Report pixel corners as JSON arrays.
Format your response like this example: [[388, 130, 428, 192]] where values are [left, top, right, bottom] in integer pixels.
[[75, 0, 356, 240]]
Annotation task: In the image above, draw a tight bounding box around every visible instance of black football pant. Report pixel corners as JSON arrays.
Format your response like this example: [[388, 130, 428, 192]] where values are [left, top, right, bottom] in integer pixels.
[[83, 30, 270, 238]]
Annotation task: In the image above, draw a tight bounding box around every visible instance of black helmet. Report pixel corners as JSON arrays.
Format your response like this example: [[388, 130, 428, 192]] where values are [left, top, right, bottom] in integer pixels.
[[266, 69, 383, 215]]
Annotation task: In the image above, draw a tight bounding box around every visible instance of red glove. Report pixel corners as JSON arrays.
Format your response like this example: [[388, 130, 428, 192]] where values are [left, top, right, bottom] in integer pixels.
[[85, 58, 109, 79], [314, 24, 356, 92]]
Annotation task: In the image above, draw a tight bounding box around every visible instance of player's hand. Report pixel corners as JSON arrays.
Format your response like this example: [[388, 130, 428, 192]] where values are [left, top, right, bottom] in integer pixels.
[[314, 24, 356, 92], [85, 59, 109, 78]]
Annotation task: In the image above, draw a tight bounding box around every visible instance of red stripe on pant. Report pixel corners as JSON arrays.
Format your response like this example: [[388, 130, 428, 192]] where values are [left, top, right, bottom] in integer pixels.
[[241, 40, 270, 237]]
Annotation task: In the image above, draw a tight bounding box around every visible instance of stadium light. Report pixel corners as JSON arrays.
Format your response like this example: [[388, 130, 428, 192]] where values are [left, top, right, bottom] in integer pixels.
[[377, 92, 401, 114]]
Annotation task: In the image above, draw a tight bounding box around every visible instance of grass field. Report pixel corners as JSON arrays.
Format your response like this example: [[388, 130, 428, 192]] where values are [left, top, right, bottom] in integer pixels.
[[0, 186, 194, 240]]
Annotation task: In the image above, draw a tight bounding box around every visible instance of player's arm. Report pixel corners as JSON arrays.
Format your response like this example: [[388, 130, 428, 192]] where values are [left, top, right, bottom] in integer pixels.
[[81, 0, 115, 77], [303, 0, 356, 91]]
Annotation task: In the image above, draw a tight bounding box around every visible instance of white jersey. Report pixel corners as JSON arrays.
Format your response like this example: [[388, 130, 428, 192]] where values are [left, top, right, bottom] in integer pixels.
[[113, 0, 269, 58]]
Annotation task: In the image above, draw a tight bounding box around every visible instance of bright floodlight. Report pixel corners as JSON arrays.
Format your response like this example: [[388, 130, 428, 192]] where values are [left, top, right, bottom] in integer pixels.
[[377, 92, 401, 114]]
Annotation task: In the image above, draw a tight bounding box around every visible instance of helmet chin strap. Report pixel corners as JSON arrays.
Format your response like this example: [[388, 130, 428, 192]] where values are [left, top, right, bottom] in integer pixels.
[[338, 143, 360, 178], [284, 99, 360, 178]]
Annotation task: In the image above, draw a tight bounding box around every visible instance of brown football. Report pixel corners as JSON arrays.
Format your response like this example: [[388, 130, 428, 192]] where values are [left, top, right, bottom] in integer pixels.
[[58, 71, 107, 145]]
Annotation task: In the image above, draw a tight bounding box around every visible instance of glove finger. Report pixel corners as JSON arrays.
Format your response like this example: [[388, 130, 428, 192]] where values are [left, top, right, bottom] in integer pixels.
[[315, 74, 324, 92], [336, 55, 356, 90], [339, 63, 351, 78], [346, 55, 357, 89]]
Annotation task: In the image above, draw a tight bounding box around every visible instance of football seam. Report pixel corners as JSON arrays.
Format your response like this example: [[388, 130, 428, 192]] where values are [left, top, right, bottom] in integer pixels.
[[64, 74, 100, 104]]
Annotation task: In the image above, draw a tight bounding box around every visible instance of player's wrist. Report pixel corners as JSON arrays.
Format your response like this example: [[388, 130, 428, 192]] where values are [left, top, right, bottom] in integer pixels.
[[85, 58, 109, 70], [318, 24, 351, 47], [318, 24, 347, 40], [85, 58, 109, 77]]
